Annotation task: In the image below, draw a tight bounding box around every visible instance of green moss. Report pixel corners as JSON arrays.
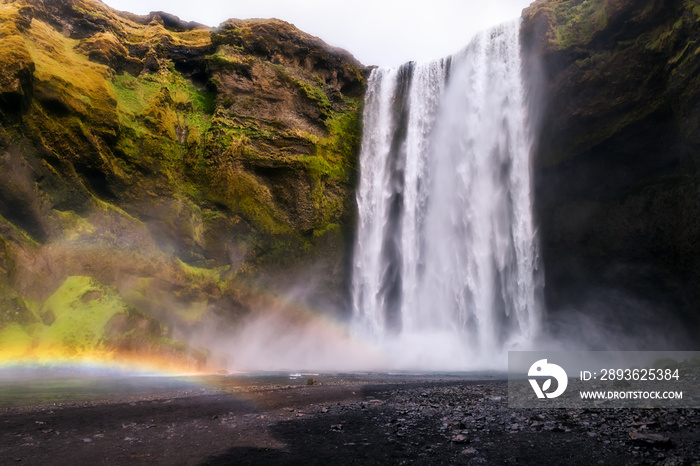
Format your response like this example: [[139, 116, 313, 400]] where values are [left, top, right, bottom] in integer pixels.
[[0, 323, 35, 359], [24, 20, 119, 136], [297, 79, 332, 115], [92, 196, 143, 226], [110, 74, 162, 115], [201, 209, 227, 223], [272, 64, 332, 116], [22, 298, 42, 319], [551, 0, 608, 50], [0, 6, 34, 100], [167, 64, 216, 114], [177, 258, 222, 283], [0, 4, 365, 341], [205, 45, 255, 76], [259, 236, 309, 265], [302, 155, 341, 179], [207, 109, 283, 143], [238, 195, 291, 236], [38, 276, 130, 352], [174, 301, 208, 324], [312, 222, 340, 238], [110, 67, 215, 138], [319, 103, 361, 170], [690, 0, 700, 19], [300, 99, 362, 232], [575, 50, 612, 69], [108, 64, 218, 200]]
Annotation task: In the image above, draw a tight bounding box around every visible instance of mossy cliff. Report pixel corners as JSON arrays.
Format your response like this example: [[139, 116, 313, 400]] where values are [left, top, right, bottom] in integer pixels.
[[0, 0, 365, 367], [522, 0, 700, 340], [6, 0, 696, 364]]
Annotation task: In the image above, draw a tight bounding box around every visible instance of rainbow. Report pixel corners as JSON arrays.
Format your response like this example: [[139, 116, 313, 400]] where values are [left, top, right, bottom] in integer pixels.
[[0, 352, 205, 377]]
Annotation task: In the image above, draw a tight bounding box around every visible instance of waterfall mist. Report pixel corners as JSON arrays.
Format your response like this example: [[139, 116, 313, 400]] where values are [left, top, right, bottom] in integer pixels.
[[351, 19, 543, 370], [176, 19, 687, 373], [169, 19, 686, 373]]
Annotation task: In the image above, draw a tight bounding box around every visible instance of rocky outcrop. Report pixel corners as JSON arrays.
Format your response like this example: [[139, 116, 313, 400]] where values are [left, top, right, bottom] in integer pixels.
[[0, 0, 366, 367], [522, 0, 700, 342], [7, 0, 696, 365], [0, 4, 35, 113]]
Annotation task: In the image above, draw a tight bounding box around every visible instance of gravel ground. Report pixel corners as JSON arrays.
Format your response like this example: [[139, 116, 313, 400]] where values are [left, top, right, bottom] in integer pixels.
[[1, 378, 698, 465]]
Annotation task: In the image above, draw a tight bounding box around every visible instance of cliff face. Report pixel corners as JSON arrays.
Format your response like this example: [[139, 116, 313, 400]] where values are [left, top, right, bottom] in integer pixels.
[[522, 0, 700, 341], [3, 0, 697, 365], [0, 0, 365, 366]]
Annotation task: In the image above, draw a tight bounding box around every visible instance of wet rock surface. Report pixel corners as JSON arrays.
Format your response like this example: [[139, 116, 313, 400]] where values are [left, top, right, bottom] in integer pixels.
[[1, 379, 698, 465], [522, 0, 700, 338]]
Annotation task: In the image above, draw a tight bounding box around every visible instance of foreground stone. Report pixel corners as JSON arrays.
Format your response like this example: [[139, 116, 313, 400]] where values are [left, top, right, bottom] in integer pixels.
[[1, 378, 698, 465]]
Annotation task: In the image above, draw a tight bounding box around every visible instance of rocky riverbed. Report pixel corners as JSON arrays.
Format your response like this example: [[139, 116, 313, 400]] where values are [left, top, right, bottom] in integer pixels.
[[1, 377, 698, 465]]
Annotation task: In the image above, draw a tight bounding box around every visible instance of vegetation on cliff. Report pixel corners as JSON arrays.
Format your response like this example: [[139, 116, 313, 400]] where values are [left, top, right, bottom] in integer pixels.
[[0, 0, 366, 369], [522, 0, 700, 340]]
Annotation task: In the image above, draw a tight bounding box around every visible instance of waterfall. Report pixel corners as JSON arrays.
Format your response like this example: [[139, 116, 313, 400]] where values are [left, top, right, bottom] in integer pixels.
[[351, 20, 542, 369]]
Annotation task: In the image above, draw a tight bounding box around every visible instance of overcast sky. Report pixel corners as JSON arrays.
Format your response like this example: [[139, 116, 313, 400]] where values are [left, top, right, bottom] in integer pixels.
[[101, 0, 534, 67]]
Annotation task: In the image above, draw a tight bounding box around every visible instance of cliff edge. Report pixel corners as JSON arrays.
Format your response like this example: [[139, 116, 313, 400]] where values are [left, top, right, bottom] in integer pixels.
[[522, 0, 700, 344]]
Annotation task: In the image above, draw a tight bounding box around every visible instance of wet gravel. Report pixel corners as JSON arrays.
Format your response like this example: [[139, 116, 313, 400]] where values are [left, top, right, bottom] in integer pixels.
[[1, 378, 698, 465]]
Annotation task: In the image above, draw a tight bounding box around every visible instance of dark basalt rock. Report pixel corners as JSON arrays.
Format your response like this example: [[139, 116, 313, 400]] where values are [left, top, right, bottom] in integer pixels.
[[522, 0, 700, 343], [140, 11, 206, 32]]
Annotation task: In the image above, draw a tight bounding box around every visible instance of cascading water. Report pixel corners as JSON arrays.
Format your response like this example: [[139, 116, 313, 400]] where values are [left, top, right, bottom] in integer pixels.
[[351, 20, 542, 369]]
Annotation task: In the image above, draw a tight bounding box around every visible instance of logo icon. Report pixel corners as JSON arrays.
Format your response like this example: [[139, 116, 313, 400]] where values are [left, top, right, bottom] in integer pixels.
[[528, 359, 568, 399]]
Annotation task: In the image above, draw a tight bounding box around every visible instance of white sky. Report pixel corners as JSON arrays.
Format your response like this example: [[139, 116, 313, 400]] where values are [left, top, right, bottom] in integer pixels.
[[101, 0, 534, 67]]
